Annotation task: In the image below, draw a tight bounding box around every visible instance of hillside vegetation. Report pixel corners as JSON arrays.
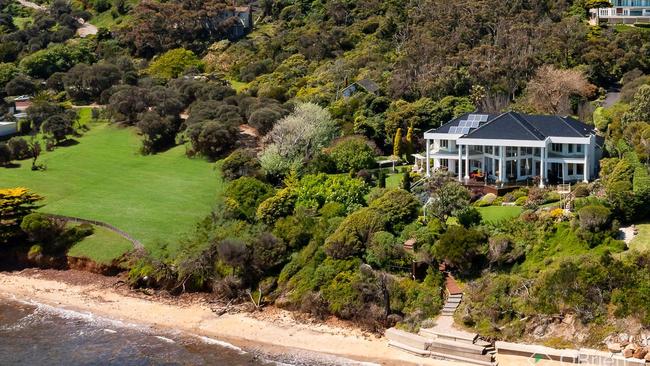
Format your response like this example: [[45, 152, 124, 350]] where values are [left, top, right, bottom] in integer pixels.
[[1, 0, 649, 344]]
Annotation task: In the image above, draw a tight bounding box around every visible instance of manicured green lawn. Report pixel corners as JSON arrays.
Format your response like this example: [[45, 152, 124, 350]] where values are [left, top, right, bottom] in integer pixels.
[[629, 222, 650, 253], [1, 123, 223, 256], [478, 205, 523, 223], [67, 225, 134, 265]]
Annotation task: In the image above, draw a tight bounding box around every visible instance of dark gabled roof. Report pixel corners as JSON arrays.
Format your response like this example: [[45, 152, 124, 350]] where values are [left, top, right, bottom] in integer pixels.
[[464, 112, 545, 140], [522, 115, 594, 138], [442, 111, 599, 141], [356, 79, 380, 93]]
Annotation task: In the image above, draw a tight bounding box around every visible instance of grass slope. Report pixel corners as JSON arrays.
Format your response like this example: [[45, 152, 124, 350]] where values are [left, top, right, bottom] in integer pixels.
[[629, 222, 650, 253], [67, 225, 133, 264], [478, 206, 523, 223], [1, 123, 222, 256]]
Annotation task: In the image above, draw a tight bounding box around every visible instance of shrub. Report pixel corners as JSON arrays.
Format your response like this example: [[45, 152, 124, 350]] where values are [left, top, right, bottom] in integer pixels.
[[572, 184, 590, 198], [256, 188, 297, 225], [6, 137, 31, 160], [544, 191, 561, 203], [146, 48, 203, 79], [456, 207, 482, 228], [326, 136, 376, 173], [578, 205, 611, 233], [273, 211, 314, 250], [20, 213, 66, 252], [514, 196, 528, 206], [93, 0, 112, 12], [432, 226, 487, 276], [365, 231, 410, 269], [474, 193, 497, 207], [369, 189, 420, 233], [324, 208, 386, 259], [224, 177, 274, 220], [221, 149, 262, 181]]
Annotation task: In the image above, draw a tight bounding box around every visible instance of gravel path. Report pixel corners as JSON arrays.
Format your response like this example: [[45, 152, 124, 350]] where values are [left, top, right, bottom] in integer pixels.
[[619, 225, 637, 246]]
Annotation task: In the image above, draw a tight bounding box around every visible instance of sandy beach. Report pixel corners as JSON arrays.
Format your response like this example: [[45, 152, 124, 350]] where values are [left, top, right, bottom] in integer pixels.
[[0, 269, 470, 366]]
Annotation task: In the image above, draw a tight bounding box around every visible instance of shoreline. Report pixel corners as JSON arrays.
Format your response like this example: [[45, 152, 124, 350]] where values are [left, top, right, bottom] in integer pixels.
[[0, 269, 464, 366]]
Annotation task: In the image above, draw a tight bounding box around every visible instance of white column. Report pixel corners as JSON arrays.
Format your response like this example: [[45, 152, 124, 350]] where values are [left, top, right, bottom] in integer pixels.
[[498, 146, 505, 183], [539, 147, 546, 188], [457, 145, 463, 182], [425, 139, 431, 177], [464, 145, 470, 180], [562, 163, 568, 183], [583, 142, 589, 183]]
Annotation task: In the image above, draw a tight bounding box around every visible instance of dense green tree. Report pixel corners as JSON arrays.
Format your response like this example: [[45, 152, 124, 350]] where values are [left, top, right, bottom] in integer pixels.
[[186, 120, 239, 159], [4, 74, 35, 96], [41, 114, 75, 144], [369, 189, 420, 233], [137, 111, 179, 154], [432, 226, 487, 275], [146, 48, 203, 79], [0, 63, 19, 90], [324, 207, 386, 259], [224, 177, 275, 220], [327, 136, 376, 173], [221, 149, 262, 181], [0, 188, 43, 244], [6, 137, 31, 160], [426, 180, 471, 222]]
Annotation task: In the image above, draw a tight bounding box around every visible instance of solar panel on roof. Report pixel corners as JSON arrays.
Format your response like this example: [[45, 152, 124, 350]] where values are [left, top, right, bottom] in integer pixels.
[[460, 127, 471, 134], [469, 121, 479, 128], [478, 115, 488, 122], [449, 127, 457, 133]]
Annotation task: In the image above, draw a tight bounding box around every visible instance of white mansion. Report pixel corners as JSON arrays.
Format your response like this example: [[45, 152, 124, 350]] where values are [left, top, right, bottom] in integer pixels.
[[590, 0, 650, 24], [420, 112, 603, 188]]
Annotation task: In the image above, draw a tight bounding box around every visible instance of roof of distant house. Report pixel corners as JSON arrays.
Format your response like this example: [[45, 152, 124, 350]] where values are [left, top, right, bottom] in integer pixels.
[[342, 79, 380, 95], [428, 111, 597, 141]]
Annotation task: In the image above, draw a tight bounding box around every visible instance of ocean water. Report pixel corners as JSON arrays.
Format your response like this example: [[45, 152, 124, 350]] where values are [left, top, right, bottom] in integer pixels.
[[0, 297, 280, 366], [0, 297, 377, 366]]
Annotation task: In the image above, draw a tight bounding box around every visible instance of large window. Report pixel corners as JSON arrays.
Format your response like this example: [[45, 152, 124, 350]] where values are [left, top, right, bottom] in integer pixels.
[[577, 164, 584, 175], [506, 147, 518, 157], [439, 140, 448, 149], [440, 159, 449, 168], [551, 143, 563, 153], [485, 146, 493, 155], [576, 144, 583, 153]]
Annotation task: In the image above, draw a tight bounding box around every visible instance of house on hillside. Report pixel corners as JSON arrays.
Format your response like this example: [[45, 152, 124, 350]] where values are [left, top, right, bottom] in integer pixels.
[[220, 6, 254, 40], [419, 112, 603, 188], [590, 0, 650, 24], [341, 79, 380, 98], [6, 95, 31, 120]]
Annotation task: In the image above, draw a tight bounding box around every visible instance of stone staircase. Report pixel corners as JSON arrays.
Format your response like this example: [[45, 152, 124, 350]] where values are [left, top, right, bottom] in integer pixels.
[[442, 293, 463, 316], [386, 327, 498, 366]]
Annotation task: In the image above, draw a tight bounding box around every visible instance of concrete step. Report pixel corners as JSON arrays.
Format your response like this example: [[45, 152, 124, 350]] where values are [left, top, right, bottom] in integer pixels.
[[420, 328, 479, 344], [429, 338, 489, 355], [387, 340, 431, 356], [448, 294, 463, 299], [446, 296, 462, 303], [385, 328, 430, 350], [428, 348, 497, 366], [443, 304, 459, 310]]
